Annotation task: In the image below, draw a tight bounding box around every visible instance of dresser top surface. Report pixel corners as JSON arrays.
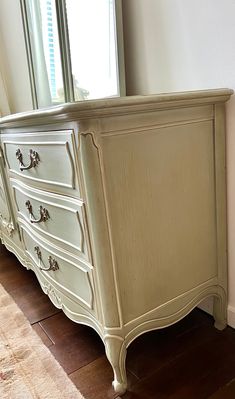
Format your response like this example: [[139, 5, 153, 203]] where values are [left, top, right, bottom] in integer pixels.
[[0, 88, 233, 129]]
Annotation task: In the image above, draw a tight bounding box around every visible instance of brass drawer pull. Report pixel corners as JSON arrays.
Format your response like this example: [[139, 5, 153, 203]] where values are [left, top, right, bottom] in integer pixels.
[[16, 149, 40, 171], [34, 246, 59, 271], [25, 200, 50, 224]]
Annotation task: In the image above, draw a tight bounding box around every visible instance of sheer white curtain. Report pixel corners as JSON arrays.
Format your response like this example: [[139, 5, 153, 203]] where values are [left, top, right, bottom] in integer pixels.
[[26, 0, 51, 107], [0, 68, 10, 116]]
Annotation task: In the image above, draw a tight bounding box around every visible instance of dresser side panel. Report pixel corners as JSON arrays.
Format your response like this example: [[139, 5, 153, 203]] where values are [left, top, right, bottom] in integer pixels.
[[101, 109, 219, 324]]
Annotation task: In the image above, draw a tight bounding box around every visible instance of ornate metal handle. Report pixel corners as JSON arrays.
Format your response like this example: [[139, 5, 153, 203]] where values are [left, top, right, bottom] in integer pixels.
[[34, 246, 59, 271], [16, 149, 40, 171], [25, 200, 50, 224]]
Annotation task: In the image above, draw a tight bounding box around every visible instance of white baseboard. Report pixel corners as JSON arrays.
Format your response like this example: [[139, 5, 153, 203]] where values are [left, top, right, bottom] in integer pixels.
[[228, 305, 235, 329], [198, 299, 235, 329]]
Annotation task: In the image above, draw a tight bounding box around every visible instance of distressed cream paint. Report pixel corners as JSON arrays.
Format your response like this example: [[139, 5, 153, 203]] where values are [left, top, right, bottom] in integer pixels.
[[0, 90, 232, 394]]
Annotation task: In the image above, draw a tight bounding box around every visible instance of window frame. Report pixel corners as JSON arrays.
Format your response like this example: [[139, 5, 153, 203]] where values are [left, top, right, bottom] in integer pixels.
[[20, 0, 125, 108]]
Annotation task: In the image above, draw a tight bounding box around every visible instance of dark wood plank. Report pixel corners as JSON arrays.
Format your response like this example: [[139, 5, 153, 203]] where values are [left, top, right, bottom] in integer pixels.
[[0, 243, 14, 258], [39, 312, 85, 344], [32, 323, 54, 347], [70, 355, 138, 399], [124, 327, 235, 399], [0, 247, 36, 292], [208, 378, 235, 399], [9, 282, 61, 324], [0, 267, 37, 292], [126, 309, 214, 380], [49, 325, 104, 374], [40, 310, 105, 374]]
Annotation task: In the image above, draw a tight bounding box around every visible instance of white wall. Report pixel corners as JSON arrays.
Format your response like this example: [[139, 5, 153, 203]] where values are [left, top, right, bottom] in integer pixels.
[[122, 0, 235, 326], [123, 0, 235, 94], [0, 0, 33, 113]]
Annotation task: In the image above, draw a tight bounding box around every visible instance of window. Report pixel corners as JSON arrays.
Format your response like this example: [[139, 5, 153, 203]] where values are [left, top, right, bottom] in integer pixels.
[[20, 0, 125, 108]]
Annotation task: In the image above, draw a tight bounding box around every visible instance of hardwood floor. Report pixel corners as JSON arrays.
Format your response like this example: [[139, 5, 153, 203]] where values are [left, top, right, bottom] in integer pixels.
[[1, 243, 235, 399]]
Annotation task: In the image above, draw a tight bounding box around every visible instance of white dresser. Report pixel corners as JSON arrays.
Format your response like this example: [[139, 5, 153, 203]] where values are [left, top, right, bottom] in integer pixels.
[[0, 89, 232, 395]]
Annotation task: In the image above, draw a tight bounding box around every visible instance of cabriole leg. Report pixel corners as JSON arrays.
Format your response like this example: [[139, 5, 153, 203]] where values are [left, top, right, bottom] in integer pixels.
[[213, 290, 227, 331], [104, 336, 127, 395]]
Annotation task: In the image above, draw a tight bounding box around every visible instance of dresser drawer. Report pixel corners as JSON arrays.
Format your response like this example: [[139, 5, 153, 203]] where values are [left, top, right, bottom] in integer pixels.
[[2, 130, 80, 196], [21, 222, 94, 310], [0, 173, 12, 235], [11, 179, 91, 264]]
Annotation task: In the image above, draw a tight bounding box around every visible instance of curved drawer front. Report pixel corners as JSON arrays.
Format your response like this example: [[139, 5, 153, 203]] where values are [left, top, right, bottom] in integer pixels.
[[0, 173, 14, 238], [11, 180, 91, 263], [2, 130, 80, 195], [21, 223, 94, 310], [0, 173, 10, 224]]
